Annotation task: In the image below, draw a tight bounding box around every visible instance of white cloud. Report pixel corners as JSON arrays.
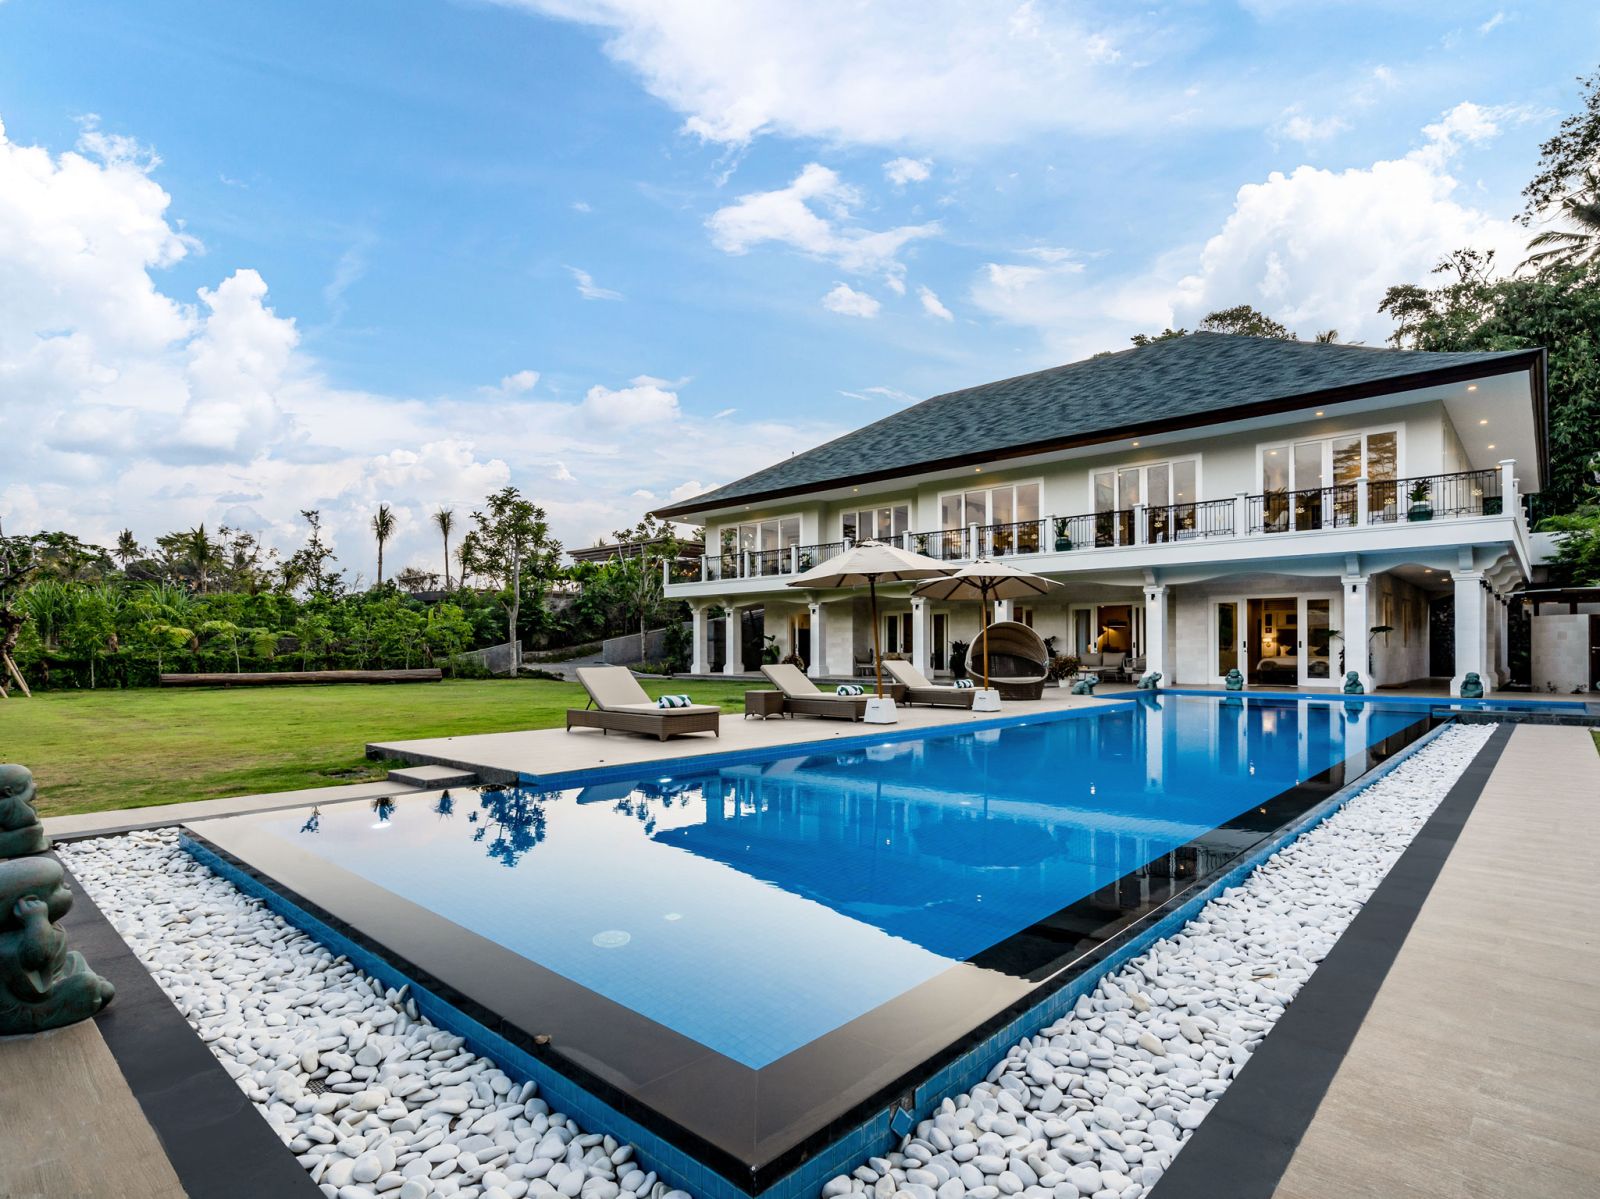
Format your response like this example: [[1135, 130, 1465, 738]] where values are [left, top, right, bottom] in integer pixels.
[[884, 156, 931, 185], [1273, 106, 1349, 144], [821, 282, 880, 318], [567, 265, 623, 300], [971, 102, 1531, 358], [841, 385, 917, 403], [494, 1, 1158, 148], [73, 113, 161, 171], [668, 480, 704, 502], [713, 407, 737, 418], [1479, 10, 1506, 34], [0, 114, 842, 562], [707, 163, 938, 276], [572, 199, 593, 212], [581, 374, 683, 424], [917, 285, 953, 321]]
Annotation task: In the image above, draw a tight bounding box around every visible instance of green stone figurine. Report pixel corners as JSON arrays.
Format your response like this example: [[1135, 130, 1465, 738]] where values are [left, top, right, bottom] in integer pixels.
[[1459, 672, 1484, 699], [1224, 668, 1244, 691], [1136, 672, 1162, 690], [1070, 675, 1098, 695], [0, 764, 49, 860], [1342, 671, 1365, 695]]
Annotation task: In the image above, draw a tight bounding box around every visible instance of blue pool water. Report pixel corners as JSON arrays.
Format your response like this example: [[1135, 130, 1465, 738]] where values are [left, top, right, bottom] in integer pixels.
[[259, 696, 1423, 1068]]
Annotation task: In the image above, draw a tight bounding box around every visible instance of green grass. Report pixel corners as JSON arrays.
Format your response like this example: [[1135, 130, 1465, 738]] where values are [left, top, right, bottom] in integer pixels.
[[5, 678, 760, 818]]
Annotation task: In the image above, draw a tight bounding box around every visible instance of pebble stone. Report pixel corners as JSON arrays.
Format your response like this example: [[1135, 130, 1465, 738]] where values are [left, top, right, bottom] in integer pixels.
[[57, 723, 1493, 1199]]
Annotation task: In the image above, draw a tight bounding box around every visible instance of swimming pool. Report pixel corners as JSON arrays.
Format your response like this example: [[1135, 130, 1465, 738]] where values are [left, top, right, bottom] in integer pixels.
[[185, 695, 1435, 1195]]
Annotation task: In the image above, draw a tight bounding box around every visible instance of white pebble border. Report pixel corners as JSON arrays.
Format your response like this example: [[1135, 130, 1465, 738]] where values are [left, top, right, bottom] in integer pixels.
[[818, 721, 1496, 1199], [59, 830, 694, 1199], [56, 721, 1493, 1199]]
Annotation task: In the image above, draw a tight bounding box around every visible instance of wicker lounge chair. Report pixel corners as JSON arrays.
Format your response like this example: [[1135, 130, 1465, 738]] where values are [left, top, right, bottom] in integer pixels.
[[883, 659, 976, 708], [760, 663, 869, 720], [567, 666, 721, 741], [969, 621, 1050, 700]]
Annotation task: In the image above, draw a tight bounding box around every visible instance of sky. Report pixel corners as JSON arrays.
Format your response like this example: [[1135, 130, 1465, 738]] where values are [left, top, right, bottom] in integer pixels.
[[1, 0, 1596, 581]]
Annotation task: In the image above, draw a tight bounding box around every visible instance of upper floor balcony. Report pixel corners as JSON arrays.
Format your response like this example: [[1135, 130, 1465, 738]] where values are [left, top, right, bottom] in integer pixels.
[[666, 464, 1527, 593]]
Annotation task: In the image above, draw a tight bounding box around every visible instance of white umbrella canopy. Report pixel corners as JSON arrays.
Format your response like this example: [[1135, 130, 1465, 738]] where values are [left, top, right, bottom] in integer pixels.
[[788, 539, 952, 696], [913, 557, 1060, 690]]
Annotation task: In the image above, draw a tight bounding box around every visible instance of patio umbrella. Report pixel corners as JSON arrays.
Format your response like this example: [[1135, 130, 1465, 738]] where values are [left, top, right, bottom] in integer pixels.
[[913, 557, 1060, 690], [787, 539, 952, 697]]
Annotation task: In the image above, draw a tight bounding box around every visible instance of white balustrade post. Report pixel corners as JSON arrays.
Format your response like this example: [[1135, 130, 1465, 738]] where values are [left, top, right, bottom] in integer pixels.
[[1341, 575, 1373, 692], [789, 544, 799, 574], [690, 606, 708, 675], [807, 601, 826, 679], [723, 607, 743, 674], [1355, 475, 1370, 525], [1134, 503, 1147, 546], [967, 523, 979, 559], [1450, 570, 1486, 695], [1498, 458, 1517, 518], [1142, 585, 1168, 683], [741, 550, 752, 579], [910, 596, 931, 678], [700, 553, 709, 582], [1234, 491, 1249, 537]]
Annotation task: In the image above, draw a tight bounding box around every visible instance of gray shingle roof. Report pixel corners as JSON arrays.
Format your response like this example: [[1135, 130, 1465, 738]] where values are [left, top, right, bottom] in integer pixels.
[[657, 333, 1539, 517]]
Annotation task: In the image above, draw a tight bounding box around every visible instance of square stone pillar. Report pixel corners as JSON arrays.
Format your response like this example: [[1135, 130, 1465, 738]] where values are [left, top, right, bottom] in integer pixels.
[[993, 598, 1013, 624], [723, 607, 743, 675], [807, 601, 827, 679], [1451, 570, 1486, 695], [1341, 575, 1373, 692], [1142, 585, 1168, 683], [690, 606, 709, 675], [911, 596, 931, 677]]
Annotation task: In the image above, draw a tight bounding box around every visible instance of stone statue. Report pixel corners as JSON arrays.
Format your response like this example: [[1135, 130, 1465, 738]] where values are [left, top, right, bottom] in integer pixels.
[[1224, 668, 1244, 691], [0, 854, 115, 1033], [1070, 675, 1097, 695], [1459, 672, 1484, 699], [1135, 672, 1162, 691], [1342, 671, 1365, 695], [0, 764, 49, 860]]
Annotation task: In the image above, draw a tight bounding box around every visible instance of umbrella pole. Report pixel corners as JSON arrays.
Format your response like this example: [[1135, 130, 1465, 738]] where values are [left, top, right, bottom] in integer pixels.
[[982, 587, 991, 691], [869, 577, 885, 698]]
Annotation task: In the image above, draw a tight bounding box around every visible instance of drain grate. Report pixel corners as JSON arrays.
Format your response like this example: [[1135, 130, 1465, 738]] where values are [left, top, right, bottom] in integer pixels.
[[306, 1078, 328, 1095]]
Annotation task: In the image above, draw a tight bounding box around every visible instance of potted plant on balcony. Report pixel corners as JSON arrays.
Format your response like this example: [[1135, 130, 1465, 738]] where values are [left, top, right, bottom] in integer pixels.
[[1407, 479, 1433, 521], [914, 532, 930, 554], [1053, 516, 1072, 552]]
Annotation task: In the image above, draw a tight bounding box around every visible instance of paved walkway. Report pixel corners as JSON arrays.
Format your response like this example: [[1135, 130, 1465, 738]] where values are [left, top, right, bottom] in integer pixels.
[[1271, 724, 1600, 1198], [44, 778, 417, 841]]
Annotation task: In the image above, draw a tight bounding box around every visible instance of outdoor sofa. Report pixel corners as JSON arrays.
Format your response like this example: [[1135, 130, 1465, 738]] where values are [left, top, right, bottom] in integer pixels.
[[567, 666, 721, 741], [883, 659, 976, 708], [760, 663, 870, 720]]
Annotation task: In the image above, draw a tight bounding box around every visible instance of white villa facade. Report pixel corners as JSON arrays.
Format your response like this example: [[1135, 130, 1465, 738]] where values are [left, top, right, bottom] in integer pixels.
[[655, 334, 1549, 696]]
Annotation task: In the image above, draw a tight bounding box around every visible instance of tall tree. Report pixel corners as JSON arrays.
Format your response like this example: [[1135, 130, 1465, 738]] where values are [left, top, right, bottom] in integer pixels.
[[1198, 305, 1297, 339], [609, 517, 681, 663], [371, 504, 396, 587], [433, 508, 456, 590], [183, 524, 219, 593], [459, 487, 562, 674], [114, 529, 142, 567], [1522, 169, 1600, 272], [287, 509, 339, 597], [1521, 70, 1600, 221]]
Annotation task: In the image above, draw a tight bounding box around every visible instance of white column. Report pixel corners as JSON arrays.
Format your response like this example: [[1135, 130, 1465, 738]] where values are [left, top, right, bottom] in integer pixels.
[[1233, 491, 1249, 537], [690, 606, 709, 675], [723, 606, 743, 674], [1498, 458, 1517, 517], [1342, 575, 1373, 692], [1496, 594, 1511, 685], [993, 598, 1014, 624], [1355, 475, 1370, 525], [1451, 570, 1486, 695], [807, 601, 827, 679], [1143, 585, 1168, 682], [911, 596, 932, 677]]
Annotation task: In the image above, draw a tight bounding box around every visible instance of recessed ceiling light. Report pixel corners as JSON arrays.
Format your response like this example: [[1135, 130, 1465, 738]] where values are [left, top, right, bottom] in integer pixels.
[[1467, 384, 1478, 391], [974, 466, 982, 473], [1131, 441, 1140, 447], [1479, 419, 1488, 425], [1487, 444, 1496, 450], [1315, 410, 1324, 417]]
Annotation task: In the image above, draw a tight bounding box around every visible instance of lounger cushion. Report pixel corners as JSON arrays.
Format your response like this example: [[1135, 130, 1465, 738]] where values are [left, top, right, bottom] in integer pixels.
[[761, 663, 824, 696], [576, 665, 655, 710], [835, 684, 864, 696], [609, 702, 722, 716], [656, 694, 692, 708]]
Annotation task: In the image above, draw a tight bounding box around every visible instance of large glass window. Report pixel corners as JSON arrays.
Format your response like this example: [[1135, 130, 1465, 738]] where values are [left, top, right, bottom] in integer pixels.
[[723, 516, 801, 574], [1092, 459, 1198, 544], [1261, 429, 1397, 530], [938, 483, 1042, 553], [842, 504, 909, 543]]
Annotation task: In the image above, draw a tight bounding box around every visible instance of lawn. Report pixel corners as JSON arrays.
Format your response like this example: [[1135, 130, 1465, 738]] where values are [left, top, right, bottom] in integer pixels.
[[4, 677, 761, 817]]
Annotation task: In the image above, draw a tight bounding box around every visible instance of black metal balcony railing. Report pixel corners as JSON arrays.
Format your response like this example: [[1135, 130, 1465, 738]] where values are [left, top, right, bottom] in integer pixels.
[[1368, 469, 1501, 524], [674, 467, 1515, 584], [1249, 483, 1358, 535]]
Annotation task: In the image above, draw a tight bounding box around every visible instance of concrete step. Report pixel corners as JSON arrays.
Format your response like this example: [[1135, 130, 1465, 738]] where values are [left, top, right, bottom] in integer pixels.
[[387, 763, 479, 789]]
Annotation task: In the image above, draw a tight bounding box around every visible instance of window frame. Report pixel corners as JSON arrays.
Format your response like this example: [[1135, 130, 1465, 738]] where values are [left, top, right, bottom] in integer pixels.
[[936, 478, 1045, 529], [1255, 423, 1405, 494], [1086, 456, 1202, 513], [840, 500, 913, 543]]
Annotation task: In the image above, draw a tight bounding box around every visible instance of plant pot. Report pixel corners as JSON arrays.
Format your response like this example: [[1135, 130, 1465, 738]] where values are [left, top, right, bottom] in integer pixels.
[[1407, 503, 1433, 522], [1054, 536, 1072, 552]]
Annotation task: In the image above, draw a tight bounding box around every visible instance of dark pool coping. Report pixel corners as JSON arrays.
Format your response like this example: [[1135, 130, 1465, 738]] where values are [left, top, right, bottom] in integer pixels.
[[58, 858, 323, 1199], [181, 699, 1438, 1199], [1147, 721, 1515, 1199]]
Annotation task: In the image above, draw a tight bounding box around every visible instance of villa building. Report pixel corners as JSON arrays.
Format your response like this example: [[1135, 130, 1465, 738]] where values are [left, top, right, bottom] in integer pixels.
[[654, 334, 1549, 695]]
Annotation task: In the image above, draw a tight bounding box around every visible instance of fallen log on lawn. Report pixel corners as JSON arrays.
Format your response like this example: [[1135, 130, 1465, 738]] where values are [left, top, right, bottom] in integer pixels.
[[159, 669, 444, 687]]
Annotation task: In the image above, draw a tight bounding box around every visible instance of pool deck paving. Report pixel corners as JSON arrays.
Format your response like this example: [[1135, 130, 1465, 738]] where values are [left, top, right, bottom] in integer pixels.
[[1267, 722, 1600, 1199]]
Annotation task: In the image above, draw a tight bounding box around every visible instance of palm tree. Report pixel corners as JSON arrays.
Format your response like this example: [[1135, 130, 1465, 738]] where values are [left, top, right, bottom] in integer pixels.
[[372, 504, 396, 587], [1522, 171, 1600, 272], [433, 508, 456, 590], [114, 529, 142, 567], [183, 525, 217, 593], [1313, 329, 1340, 344]]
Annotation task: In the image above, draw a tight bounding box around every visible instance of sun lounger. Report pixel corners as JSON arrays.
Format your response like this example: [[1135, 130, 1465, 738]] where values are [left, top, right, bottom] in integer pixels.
[[882, 659, 976, 708], [759, 663, 869, 720], [567, 667, 721, 741]]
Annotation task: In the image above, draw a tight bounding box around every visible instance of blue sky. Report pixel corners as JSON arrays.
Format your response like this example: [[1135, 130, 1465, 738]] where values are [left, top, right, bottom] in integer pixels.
[[1, 0, 1595, 576]]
